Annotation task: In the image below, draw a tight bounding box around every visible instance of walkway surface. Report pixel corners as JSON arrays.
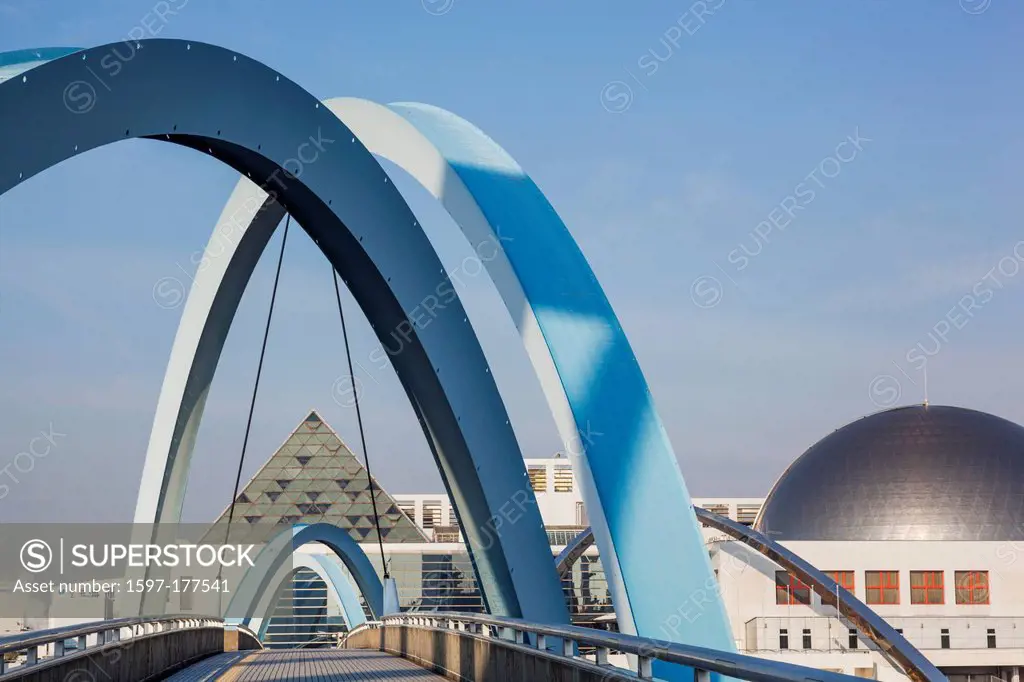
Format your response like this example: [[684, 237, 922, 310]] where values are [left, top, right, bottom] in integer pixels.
[[169, 649, 445, 681]]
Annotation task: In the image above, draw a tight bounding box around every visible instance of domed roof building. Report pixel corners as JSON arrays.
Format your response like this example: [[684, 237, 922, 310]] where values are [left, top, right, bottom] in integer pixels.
[[754, 404, 1024, 541]]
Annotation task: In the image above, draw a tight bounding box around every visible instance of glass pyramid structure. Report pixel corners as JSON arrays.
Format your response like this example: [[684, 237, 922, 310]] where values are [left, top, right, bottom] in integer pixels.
[[205, 410, 427, 544]]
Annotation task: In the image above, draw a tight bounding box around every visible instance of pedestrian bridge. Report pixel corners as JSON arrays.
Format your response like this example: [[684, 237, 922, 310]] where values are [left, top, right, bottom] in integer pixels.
[[0, 39, 946, 682], [0, 611, 874, 682]]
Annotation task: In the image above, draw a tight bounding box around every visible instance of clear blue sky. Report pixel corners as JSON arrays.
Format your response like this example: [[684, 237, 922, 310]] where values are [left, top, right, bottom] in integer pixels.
[[1, 1, 1022, 522]]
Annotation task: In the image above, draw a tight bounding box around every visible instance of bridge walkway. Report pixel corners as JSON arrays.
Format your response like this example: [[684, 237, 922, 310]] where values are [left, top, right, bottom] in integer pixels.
[[168, 648, 444, 681]]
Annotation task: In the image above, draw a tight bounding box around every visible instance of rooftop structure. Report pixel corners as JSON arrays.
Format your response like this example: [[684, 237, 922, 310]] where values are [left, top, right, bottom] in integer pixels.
[[755, 404, 1024, 541]]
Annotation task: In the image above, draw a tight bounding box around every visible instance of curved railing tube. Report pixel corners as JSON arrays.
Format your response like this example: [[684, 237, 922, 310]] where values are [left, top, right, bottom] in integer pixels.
[[0, 614, 249, 676], [346, 611, 871, 682], [554, 508, 945, 682]]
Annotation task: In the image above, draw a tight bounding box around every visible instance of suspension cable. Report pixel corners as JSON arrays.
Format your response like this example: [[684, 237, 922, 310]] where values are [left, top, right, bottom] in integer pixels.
[[224, 214, 291, 535], [331, 267, 389, 578]]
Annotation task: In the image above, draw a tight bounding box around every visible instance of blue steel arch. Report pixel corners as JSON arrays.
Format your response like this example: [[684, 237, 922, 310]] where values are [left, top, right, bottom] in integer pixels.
[[177, 97, 731, 681], [0, 41, 567, 627], [317, 99, 735, 657], [228, 524, 378, 634], [159, 96, 733, 679]]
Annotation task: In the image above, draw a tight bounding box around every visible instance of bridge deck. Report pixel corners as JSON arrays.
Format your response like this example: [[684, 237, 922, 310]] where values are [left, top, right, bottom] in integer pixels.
[[169, 649, 445, 681]]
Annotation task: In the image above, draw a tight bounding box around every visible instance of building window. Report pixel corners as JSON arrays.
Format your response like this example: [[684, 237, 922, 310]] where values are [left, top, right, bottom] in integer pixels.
[[910, 571, 944, 605], [775, 571, 811, 605], [987, 628, 996, 648], [699, 503, 729, 527], [553, 465, 573, 493], [779, 628, 788, 650], [865, 571, 899, 605], [397, 502, 415, 521], [825, 570, 855, 595], [422, 501, 441, 529], [527, 466, 547, 493], [848, 628, 858, 649], [575, 501, 588, 526], [940, 628, 950, 649], [954, 571, 989, 605], [802, 629, 812, 650], [736, 504, 760, 526]]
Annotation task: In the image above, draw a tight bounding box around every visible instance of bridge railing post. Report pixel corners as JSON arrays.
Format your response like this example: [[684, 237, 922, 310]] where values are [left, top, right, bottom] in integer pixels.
[[638, 655, 653, 679]]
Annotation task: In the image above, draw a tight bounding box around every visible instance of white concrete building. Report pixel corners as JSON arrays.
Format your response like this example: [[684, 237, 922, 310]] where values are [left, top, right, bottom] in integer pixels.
[[398, 404, 1024, 681]]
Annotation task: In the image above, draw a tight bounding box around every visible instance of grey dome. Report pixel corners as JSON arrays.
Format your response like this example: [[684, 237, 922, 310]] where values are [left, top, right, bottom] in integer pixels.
[[754, 405, 1024, 541]]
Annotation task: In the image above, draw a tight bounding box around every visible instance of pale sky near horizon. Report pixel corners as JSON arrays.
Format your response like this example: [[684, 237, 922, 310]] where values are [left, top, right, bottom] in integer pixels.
[[1, 1, 1022, 523]]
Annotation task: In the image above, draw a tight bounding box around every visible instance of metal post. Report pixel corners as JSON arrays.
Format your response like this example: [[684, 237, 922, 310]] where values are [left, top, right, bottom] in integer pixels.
[[638, 656, 653, 679]]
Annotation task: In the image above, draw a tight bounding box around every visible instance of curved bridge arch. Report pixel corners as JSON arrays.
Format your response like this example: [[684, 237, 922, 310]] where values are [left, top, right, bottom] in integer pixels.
[[556, 509, 944, 682], [246, 553, 369, 640], [181, 97, 733, 662], [0, 40, 566, 626], [228, 524, 376, 637]]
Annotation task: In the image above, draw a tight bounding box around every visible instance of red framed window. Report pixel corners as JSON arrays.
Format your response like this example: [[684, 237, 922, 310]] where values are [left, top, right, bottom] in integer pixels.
[[825, 570, 855, 595], [775, 571, 811, 605], [865, 571, 899, 605], [910, 571, 944, 604], [955, 571, 989, 605]]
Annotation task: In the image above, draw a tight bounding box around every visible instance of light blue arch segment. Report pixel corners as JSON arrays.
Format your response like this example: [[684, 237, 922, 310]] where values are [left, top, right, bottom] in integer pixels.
[[254, 553, 366, 641], [228, 524, 382, 628], [309, 553, 367, 630], [0, 47, 79, 83], [388, 103, 735, 669]]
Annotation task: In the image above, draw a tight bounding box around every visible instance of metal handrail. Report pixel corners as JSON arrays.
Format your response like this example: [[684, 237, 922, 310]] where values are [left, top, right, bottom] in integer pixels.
[[555, 509, 945, 682], [347, 611, 871, 682], [0, 614, 228, 676]]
